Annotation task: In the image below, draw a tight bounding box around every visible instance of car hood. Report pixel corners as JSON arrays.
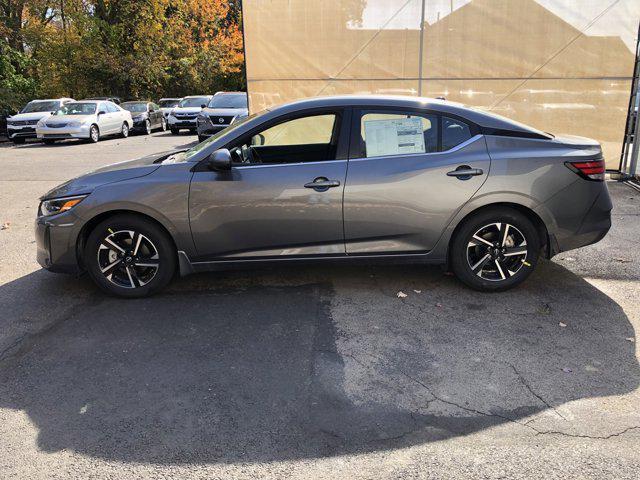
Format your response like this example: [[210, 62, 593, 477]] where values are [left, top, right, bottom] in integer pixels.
[[171, 107, 204, 115], [44, 114, 95, 125], [9, 112, 52, 122], [202, 107, 248, 117], [40, 150, 180, 200]]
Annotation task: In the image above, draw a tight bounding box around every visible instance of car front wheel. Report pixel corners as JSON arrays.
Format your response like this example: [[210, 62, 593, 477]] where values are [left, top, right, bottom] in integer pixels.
[[450, 207, 540, 292], [84, 214, 177, 298], [89, 125, 100, 143], [121, 122, 130, 138]]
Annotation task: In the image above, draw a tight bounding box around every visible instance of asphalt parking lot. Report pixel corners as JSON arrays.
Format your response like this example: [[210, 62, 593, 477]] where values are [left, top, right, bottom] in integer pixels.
[[0, 134, 639, 479]]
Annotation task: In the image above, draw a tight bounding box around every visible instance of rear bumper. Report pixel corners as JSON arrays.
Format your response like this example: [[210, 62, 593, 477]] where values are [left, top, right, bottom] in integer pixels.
[[548, 182, 612, 256]]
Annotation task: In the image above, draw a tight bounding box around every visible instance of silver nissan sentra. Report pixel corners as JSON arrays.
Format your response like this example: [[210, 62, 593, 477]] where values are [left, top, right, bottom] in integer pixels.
[[35, 95, 612, 297]]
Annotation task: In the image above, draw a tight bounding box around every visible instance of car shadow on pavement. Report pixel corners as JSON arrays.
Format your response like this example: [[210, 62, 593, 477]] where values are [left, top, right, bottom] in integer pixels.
[[0, 260, 637, 464]]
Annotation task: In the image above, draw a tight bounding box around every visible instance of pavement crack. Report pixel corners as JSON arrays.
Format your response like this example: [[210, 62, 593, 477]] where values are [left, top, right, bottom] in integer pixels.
[[509, 364, 568, 421], [533, 425, 640, 440]]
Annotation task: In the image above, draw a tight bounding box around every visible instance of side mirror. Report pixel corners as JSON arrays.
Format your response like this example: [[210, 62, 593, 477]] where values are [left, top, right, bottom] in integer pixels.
[[200, 104, 207, 109], [207, 148, 232, 171], [97, 110, 106, 116]]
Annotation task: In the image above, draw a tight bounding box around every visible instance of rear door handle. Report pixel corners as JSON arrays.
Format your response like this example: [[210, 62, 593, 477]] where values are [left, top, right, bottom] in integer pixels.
[[447, 166, 484, 179], [304, 177, 341, 191]]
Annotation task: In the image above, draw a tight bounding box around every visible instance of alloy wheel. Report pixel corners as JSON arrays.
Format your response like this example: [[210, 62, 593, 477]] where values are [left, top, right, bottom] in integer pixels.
[[145, 120, 151, 135], [90, 126, 99, 142], [97, 229, 160, 289], [122, 123, 129, 138], [466, 222, 528, 281], [161, 118, 167, 131]]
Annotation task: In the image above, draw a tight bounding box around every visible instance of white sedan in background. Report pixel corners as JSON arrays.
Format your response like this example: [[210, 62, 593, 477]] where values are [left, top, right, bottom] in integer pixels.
[[36, 100, 133, 144]]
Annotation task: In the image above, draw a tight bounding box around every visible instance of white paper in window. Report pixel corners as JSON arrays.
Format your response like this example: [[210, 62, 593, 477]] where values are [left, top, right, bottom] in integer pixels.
[[363, 117, 426, 157]]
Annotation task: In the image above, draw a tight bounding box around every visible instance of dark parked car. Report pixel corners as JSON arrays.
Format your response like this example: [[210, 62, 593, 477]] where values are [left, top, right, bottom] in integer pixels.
[[85, 96, 121, 105], [196, 92, 248, 142], [121, 101, 166, 134], [35, 95, 611, 297]]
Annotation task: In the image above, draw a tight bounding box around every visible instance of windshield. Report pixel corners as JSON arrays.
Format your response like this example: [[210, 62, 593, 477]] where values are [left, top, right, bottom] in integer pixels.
[[178, 97, 209, 108], [208, 94, 247, 109], [159, 99, 180, 108], [55, 103, 97, 115], [21, 101, 59, 113], [121, 102, 147, 113]]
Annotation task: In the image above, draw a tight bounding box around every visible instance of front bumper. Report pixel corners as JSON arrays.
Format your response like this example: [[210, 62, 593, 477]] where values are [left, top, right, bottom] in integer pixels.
[[7, 125, 37, 139], [36, 124, 91, 140], [168, 116, 197, 129], [131, 118, 149, 132], [35, 213, 82, 274], [197, 122, 229, 137]]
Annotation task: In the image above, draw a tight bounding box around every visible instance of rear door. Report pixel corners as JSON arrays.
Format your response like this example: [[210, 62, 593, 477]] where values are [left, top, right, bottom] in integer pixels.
[[343, 108, 490, 254], [189, 108, 351, 260]]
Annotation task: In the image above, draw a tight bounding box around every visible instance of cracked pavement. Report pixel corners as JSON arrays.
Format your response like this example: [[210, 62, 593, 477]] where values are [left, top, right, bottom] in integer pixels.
[[0, 135, 639, 479]]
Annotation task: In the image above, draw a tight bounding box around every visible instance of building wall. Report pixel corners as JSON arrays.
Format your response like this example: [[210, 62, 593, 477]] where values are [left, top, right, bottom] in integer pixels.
[[243, 0, 639, 168]]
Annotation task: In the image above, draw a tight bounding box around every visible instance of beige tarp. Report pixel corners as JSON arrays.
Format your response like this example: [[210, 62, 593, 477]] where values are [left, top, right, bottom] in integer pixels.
[[243, 0, 639, 168]]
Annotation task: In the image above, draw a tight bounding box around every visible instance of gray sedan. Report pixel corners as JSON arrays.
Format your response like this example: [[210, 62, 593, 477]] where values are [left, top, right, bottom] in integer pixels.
[[35, 95, 611, 297]]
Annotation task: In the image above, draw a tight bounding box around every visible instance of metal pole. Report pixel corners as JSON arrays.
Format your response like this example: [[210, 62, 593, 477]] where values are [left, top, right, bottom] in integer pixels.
[[417, 0, 426, 96], [629, 91, 640, 177]]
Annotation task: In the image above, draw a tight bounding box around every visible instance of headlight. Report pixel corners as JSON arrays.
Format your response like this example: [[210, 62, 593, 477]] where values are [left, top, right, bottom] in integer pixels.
[[39, 195, 87, 217], [67, 121, 82, 127], [37, 118, 46, 127], [230, 115, 247, 125], [196, 115, 211, 125]]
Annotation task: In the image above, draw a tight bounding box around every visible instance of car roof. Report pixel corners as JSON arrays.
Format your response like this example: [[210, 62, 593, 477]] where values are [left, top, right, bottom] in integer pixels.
[[159, 98, 181, 101], [215, 92, 246, 96], [183, 95, 212, 98], [266, 95, 548, 136]]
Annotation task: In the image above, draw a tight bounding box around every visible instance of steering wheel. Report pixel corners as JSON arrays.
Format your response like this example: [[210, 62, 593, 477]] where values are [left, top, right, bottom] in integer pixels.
[[241, 144, 261, 164]]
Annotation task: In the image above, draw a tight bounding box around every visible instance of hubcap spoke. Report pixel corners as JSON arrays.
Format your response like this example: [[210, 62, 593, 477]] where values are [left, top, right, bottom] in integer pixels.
[[472, 234, 493, 247], [100, 258, 122, 275], [471, 253, 491, 273], [503, 247, 527, 257], [102, 237, 125, 253]]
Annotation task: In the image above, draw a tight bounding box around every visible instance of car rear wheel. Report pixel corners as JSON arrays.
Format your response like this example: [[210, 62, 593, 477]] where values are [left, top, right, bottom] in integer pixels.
[[144, 119, 151, 135], [160, 117, 167, 132], [84, 215, 177, 298], [170, 128, 179, 135], [121, 122, 130, 138], [89, 125, 100, 143], [450, 207, 540, 292]]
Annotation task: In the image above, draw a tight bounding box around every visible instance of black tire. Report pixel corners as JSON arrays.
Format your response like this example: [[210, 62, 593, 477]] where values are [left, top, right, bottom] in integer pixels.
[[159, 117, 167, 132], [84, 214, 177, 298], [189, 128, 197, 134], [12, 138, 25, 144], [43, 139, 56, 145], [198, 135, 206, 143], [89, 124, 100, 143], [170, 128, 179, 135], [450, 207, 540, 292], [121, 122, 130, 138]]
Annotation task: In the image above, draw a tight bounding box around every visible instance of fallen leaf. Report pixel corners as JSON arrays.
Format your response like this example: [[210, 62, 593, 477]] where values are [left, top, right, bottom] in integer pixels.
[[613, 258, 631, 263], [559, 322, 567, 328], [435, 302, 443, 308], [79, 404, 88, 414], [562, 367, 572, 373], [537, 303, 552, 315], [413, 289, 422, 294], [626, 337, 635, 343], [397, 291, 407, 298], [1, 222, 10, 230]]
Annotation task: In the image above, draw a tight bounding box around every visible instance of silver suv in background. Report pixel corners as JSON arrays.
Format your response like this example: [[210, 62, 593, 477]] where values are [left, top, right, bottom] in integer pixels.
[[158, 98, 182, 119], [167, 95, 213, 134], [196, 92, 248, 142], [7, 98, 74, 144]]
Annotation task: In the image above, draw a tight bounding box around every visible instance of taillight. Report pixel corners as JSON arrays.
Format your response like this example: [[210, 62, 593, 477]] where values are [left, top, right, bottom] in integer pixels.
[[565, 159, 605, 181]]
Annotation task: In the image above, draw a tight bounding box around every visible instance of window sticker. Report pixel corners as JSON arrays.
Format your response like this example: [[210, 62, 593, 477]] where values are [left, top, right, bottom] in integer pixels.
[[363, 117, 426, 157]]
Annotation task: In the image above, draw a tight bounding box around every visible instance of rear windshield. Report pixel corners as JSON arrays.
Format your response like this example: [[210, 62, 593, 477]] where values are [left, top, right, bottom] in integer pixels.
[[159, 99, 180, 108]]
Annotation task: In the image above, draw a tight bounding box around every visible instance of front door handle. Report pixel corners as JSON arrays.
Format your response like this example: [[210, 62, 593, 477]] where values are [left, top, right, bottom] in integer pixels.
[[304, 177, 341, 191], [447, 165, 484, 180]]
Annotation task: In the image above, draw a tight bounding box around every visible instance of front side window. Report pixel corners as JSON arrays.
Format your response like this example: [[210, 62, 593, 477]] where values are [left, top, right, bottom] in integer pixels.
[[360, 112, 438, 158], [226, 112, 340, 165], [251, 114, 336, 147], [442, 116, 472, 151]]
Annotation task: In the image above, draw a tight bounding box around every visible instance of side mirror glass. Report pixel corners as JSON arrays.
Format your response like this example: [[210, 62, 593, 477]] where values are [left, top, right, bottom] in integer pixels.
[[207, 148, 232, 171]]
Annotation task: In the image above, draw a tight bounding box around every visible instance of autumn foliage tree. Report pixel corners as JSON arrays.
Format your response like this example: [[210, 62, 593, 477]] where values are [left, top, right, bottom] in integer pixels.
[[0, 0, 245, 110]]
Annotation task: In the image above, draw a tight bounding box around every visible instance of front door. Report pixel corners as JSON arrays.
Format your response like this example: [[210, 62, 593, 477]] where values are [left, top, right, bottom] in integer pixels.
[[189, 109, 350, 260], [343, 109, 491, 254]]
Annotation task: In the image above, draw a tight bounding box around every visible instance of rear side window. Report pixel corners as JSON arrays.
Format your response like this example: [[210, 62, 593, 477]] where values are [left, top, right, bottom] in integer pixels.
[[360, 112, 439, 158], [442, 116, 472, 151]]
